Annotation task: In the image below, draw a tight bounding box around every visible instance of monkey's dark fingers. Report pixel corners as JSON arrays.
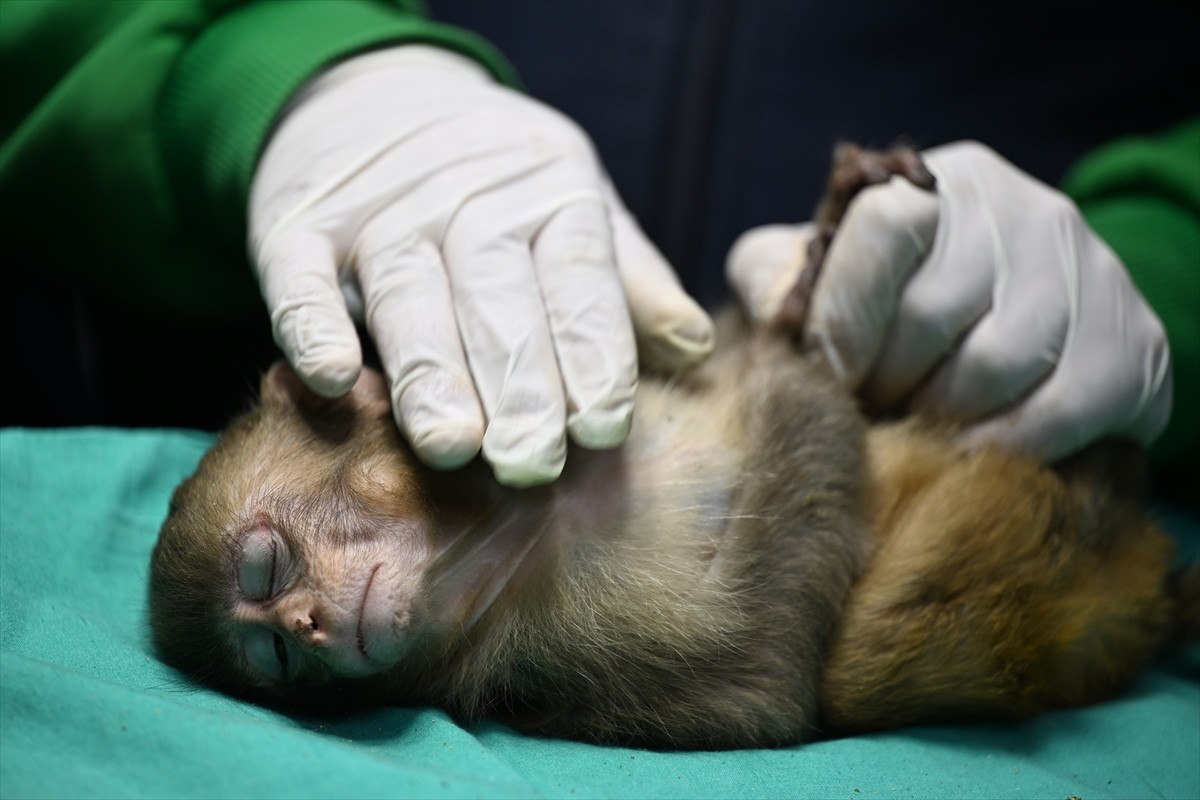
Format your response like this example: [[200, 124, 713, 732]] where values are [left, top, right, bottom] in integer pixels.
[[775, 144, 934, 338], [773, 232, 827, 334], [889, 147, 937, 191], [815, 143, 932, 230]]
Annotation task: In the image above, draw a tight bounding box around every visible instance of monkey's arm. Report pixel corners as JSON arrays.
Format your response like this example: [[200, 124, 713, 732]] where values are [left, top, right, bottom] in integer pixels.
[[772, 144, 935, 334]]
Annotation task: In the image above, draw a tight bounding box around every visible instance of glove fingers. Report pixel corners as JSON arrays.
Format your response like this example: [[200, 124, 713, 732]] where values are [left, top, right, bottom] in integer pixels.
[[860, 278, 989, 410], [924, 142, 1173, 457], [910, 265, 1069, 420], [355, 225, 485, 470], [602, 177, 714, 371], [960, 300, 1172, 461], [961, 365, 1124, 463], [807, 178, 938, 389], [256, 229, 362, 397], [531, 199, 638, 448], [443, 209, 568, 487], [725, 223, 816, 325]]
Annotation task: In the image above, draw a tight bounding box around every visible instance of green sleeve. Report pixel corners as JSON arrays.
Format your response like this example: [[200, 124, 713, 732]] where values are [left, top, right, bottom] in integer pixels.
[[1062, 119, 1200, 468], [0, 0, 517, 317]]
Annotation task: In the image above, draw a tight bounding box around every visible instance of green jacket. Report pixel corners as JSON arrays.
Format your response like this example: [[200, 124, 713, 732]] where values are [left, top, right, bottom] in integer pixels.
[[2, 1, 1196, 464], [1063, 119, 1200, 466], [0, 0, 515, 315]]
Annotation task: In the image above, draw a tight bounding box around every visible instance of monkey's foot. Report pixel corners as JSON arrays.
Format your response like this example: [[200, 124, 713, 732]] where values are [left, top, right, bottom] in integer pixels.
[[774, 143, 936, 335]]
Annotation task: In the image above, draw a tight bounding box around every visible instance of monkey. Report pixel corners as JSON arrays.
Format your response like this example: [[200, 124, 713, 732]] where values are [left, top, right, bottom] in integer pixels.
[[149, 145, 1197, 749], [151, 322, 871, 748]]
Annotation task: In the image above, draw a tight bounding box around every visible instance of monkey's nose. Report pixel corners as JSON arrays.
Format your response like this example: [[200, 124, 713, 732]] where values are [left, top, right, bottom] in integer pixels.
[[290, 613, 327, 646]]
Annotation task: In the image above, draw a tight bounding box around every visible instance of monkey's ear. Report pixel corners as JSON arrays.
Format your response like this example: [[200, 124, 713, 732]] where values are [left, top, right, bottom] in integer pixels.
[[261, 361, 308, 409], [260, 361, 391, 420]]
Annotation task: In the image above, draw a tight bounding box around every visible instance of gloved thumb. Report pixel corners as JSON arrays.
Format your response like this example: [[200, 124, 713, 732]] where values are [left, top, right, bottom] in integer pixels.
[[603, 180, 714, 371], [725, 223, 816, 324]]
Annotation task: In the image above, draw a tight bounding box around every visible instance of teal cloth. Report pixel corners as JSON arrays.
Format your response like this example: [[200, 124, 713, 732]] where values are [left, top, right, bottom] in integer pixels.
[[2, 428, 1198, 800]]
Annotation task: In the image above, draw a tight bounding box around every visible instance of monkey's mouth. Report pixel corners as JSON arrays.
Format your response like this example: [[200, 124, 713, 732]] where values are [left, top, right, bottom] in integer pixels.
[[355, 563, 382, 663]]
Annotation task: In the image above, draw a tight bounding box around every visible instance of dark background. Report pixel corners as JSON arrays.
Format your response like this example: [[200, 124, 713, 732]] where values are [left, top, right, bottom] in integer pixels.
[[4, 0, 1198, 431]]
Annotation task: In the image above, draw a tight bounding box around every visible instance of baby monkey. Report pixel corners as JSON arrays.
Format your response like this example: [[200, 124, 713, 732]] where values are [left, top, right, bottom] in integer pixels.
[[150, 146, 1196, 749]]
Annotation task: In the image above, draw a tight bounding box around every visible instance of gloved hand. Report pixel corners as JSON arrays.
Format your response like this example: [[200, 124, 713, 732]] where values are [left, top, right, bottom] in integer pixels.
[[250, 46, 713, 487], [728, 141, 1172, 461]]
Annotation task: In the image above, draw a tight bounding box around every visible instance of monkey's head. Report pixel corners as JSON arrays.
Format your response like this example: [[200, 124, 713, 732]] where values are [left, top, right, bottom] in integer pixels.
[[149, 363, 516, 708]]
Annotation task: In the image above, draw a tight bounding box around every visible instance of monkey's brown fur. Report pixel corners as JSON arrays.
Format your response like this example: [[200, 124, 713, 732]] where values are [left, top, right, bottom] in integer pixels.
[[149, 146, 1195, 750], [152, 325, 873, 748], [823, 425, 1180, 733]]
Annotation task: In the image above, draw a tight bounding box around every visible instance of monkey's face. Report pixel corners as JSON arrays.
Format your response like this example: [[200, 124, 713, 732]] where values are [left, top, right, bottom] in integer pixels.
[[149, 363, 504, 702], [213, 490, 431, 685]]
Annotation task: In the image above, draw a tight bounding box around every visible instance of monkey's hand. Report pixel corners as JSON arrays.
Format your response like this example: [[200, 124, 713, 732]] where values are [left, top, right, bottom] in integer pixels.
[[250, 46, 714, 488], [728, 141, 1171, 462], [773, 143, 935, 332]]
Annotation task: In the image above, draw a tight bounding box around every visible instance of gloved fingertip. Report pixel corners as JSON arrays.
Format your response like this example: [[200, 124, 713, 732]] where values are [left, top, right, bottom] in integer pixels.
[[666, 313, 717, 360], [640, 311, 716, 371], [488, 453, 566, 489], [482, 426, 567, 488], [568, 403, 634, 450], [295, 348, 363, 398], [409, 421, 485, 470]]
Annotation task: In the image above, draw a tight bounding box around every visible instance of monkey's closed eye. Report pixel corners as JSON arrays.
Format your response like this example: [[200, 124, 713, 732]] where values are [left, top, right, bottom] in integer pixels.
[[237, 527, 288, 600], [244, 627, 301, 684], [273, 633, 289, 679]]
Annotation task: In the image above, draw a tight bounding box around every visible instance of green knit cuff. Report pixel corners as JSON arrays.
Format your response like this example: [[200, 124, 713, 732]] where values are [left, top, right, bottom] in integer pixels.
[[1062, 119, 1200, 218], [1063, 119, 1200, 467], [157, 0, 518, 249], [1080, 197, 1199, 465]]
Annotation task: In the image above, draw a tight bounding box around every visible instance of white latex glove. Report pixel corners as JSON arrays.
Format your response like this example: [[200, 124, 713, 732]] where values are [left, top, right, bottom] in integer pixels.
[[250, 46, 713, 487], [728, 141, 1172, 461]]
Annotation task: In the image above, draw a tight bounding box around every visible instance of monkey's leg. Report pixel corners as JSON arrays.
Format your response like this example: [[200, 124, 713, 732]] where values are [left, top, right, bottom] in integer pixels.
[[820, 427, 1182, 734], [774, 143, 936, 334]]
